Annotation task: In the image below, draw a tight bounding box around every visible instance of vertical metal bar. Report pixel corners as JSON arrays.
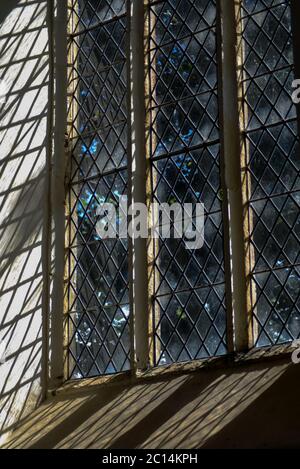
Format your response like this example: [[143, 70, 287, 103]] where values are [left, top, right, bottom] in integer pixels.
[[50, 0, 68, 388], [220, 0, 249, 352], [144, 0, 160, 367], [130, 0, 149, 370], [291, 0, 300, 137], [65, 0, 78, 380], [41, 0, 55, 400], [126, 0, 135, 374], [216, 0, 234, 354]]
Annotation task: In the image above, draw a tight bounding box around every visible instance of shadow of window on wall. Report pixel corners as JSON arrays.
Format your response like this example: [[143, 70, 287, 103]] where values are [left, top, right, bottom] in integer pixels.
[[0, 0, 52, 444]]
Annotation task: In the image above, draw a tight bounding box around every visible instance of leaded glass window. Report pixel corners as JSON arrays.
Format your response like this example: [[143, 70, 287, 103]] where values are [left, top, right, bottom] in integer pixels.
[[147, 0, 227, 365], [66, 0, 130, 378], [240, 0, 300, 346], [64, 0, 300, 380]]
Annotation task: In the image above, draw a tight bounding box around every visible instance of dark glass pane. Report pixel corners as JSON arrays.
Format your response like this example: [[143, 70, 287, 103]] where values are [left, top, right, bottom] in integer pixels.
[[67, 1, 130, 378], [241, 0, 300, 346], [154, 285, 226, 365], [148, 0, 227, 365]]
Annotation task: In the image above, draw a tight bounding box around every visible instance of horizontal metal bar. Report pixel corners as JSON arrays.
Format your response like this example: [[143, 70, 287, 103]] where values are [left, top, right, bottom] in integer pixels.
[[68, 12, 127, 38], [149, 87, 219, 113], [147, 23, 217, 54], [241, 63, 294, 84], [240, 1, 287, 21], [242, 117, 298, 135], [150, 138, 220, 163], [246, 188, 300, 205], [251, 262, 300, 277], [70, 164, 128, 187], [154, 281, 226, 300]]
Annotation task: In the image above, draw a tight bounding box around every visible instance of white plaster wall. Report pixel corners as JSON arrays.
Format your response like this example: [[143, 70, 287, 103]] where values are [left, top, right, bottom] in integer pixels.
[[0, 0, 51, 445]]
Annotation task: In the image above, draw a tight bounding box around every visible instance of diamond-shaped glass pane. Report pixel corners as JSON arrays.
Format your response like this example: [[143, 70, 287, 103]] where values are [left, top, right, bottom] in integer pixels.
[[67, 0, 130, 378], [154, 285, 226, 365], [148, 0, 227, 365], [241, 0, 300, 346]]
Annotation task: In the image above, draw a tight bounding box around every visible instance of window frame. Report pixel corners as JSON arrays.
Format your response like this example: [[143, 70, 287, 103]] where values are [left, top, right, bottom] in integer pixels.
[[53, 0, 300, 384]]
